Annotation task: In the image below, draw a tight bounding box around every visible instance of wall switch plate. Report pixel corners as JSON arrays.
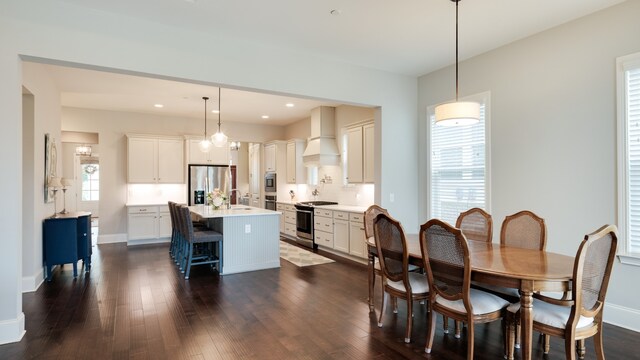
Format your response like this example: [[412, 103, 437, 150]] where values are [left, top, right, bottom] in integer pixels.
[[390, 193, 395, 202], [245, 224, 251, 233]]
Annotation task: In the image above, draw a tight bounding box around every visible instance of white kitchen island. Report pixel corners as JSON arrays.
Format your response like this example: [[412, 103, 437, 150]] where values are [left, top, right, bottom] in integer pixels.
[[188, 205, 281, 275]]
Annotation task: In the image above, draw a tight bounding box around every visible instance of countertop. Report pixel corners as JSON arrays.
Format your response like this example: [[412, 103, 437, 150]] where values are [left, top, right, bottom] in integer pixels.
[[275, 201, 369, 214], [189, 204, 280, 219], [126, 203, 173, 207]]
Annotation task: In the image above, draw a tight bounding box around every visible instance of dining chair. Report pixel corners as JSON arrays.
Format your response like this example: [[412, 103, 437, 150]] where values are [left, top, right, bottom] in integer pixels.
[[177, 205, 223, 279], [374, 213, 429, 343], [501, 210, 546, 250], [420, 219, 509, 359], [446, 207, 494, 336], [505, 224, 618, 360], [364, 205, 391, 314], [456, 207, 493, 243]]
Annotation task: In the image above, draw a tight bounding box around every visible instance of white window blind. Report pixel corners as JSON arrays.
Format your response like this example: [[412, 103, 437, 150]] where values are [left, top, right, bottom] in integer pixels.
[[429, 95, 488, 225], [624, 65, 640, 254]]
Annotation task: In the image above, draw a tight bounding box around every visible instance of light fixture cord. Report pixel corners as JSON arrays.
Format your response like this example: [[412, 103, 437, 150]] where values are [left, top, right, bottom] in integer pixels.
[[203, 96, 209, 139], [455, 0, 459, 102], [217, 87, 222, 132]]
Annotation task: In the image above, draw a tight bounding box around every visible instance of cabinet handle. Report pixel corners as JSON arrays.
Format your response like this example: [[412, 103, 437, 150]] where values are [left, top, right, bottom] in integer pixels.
[[360, 227, 365, 231], [139, 209, 147, 212]]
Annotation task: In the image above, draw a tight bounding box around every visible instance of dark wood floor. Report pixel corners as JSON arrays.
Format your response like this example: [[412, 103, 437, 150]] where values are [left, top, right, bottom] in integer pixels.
[[1, 241, 638, 360]]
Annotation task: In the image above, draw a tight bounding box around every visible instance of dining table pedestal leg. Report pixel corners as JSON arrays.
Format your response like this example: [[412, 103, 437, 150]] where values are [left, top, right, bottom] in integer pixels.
[[520, 285, 534, 360]]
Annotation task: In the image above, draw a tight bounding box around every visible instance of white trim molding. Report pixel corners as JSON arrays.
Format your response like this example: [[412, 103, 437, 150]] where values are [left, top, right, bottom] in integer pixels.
[[98, 233, 127, 244], [604, 302, 640, 332], [22, 268, 44, 293], [0, 313, 25, 345]]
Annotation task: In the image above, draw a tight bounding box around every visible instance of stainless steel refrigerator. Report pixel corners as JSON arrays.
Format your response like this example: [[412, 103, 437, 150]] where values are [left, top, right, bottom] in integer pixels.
[[188, 164, 232, 205]]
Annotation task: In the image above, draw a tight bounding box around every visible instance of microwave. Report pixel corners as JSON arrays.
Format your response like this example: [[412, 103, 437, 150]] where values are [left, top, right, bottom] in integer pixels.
[[265, 172, 277, 193]]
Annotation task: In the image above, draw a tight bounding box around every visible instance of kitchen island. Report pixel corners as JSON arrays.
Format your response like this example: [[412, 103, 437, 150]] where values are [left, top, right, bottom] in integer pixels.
[[188, 205, 280, 275]]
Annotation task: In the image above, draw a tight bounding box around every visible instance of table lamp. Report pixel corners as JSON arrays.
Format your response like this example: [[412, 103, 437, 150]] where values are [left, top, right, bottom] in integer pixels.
[[47, 177, 62, 215], [60, 177, 73, 214]]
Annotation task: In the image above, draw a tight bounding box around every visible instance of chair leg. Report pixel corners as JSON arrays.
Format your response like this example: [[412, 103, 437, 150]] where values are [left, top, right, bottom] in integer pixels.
[[378, 291, 387, 327], [392, 296, 398, 313], [405, 296, 413, 343], [594, 329, 605, 360], [565, 336, 577, 360], [577, 339, 586, 359], [506, 320, 515, 360], [455, 320, 462, 339], [544, 334, 550, 354], [185, 243, 194, 279], [466, 321, 474, 360], [515, 324, 521, 348], [425, 308, 437, 353], [443, 314, 449, 334], [368, 264, 375, 313]]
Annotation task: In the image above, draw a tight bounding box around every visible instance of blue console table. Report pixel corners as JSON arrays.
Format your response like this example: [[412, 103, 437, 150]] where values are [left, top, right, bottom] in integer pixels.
[[43, 211, 92, 281]]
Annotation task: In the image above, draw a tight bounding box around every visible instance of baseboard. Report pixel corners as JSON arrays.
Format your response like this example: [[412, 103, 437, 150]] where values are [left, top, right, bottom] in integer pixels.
[[0, 312, 25, 345], [22, 268, 44, 293], [604, 302, 640, 332], [127, 237, 170, 246], [98, 233, 127, 244]]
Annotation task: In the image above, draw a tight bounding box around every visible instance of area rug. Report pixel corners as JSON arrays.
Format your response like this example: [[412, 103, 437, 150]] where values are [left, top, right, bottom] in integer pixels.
[[279, 241, 335, 267]]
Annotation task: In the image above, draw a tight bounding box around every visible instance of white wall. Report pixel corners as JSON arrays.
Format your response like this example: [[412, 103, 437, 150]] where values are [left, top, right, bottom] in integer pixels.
[[419, 0, 640, 330], [21, 63, 62, 295], [0, 0, 417, 343]]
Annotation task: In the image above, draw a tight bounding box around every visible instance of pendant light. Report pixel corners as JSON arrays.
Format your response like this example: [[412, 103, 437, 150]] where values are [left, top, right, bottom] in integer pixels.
[[211, 87, 228, 147], [198, 96, 213, 153], [434, 0, 480, 126]]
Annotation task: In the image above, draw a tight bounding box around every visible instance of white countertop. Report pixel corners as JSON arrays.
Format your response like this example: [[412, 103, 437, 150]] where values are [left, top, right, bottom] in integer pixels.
[[276, 200, 298, 205], [316, 204, 368, 213], [126, 203, 173, 207], [189, 204, 280, 219]]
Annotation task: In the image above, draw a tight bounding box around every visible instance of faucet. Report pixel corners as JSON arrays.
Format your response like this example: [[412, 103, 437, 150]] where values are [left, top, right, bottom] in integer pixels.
[[312, 188, 320, 199], [227, 189, 241, 209]]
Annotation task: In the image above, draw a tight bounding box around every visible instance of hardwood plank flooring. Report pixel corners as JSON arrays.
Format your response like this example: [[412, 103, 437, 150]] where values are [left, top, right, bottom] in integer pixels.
[[1, 240, 638, 359]]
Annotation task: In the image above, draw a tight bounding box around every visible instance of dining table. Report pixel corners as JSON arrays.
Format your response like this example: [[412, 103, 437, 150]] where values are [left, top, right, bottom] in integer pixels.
[[367, 234, 575, 360]]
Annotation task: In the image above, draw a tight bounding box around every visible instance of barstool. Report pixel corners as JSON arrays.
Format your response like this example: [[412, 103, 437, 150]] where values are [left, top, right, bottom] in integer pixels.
[[177, 205, 223, 279]]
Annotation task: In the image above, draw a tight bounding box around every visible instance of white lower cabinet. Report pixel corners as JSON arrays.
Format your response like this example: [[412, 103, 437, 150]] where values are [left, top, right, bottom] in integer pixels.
[[127, 205, 171, 244], [348, 212, 366, 258], [283, 204, 297, 238], [276, 203, 285, 233], [333, 219, 349, 252], [314, 208, 333, 248]]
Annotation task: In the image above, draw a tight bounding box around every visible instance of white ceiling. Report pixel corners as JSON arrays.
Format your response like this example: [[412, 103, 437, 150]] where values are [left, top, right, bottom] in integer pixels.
[[44, 0, 625, 125]]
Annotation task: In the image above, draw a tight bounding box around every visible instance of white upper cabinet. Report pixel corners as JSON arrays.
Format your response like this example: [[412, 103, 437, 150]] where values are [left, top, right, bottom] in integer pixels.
[[186, 138, 230, 165], [264, 143, 277, 172], [127, 135, 184, 184], [286, 139, 306, 184], [346, 122, 374, 184]]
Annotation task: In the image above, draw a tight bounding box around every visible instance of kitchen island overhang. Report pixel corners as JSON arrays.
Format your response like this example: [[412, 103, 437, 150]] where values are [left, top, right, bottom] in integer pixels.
[[188, 205, 281, 275]]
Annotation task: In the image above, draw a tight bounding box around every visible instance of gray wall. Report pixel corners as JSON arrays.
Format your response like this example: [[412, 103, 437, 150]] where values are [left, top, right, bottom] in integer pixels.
[[419, 0, 640, 330]]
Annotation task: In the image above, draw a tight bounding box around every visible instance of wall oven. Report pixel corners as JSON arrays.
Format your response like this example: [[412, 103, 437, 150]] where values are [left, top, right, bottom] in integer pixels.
[[264, 172, 276, 193], [264, 195, 277, 211], [294, 201, 338, 249]]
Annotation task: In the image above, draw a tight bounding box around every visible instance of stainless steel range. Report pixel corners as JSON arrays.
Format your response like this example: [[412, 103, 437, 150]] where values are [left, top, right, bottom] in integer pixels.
[[294, 201, 338, 249]]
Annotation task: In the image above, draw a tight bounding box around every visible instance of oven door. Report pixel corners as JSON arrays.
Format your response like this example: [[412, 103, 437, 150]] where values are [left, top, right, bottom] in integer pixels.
[[295, 209, 314, 240]]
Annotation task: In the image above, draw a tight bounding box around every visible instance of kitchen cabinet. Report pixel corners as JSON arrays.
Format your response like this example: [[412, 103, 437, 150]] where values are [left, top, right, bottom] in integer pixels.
[[43, 212, 92, 281], [286, 139, 306, 184], [314, 208, 333, 248], [186, 138, 230, 165], [349, 212, 366, 258], [248, 143, 261, 206], [276, 203, 285, 233], [127, 205, 171, 244], [127, 135, 184, 183], [346, 122, 374, 184], [333, 215, 349, 253], [283, 204, 297, 238], [264, 143, 277, 172]]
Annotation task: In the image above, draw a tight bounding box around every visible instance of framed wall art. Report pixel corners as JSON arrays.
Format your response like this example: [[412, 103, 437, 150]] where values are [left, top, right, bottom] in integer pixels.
[[44, 133, 57, 203]]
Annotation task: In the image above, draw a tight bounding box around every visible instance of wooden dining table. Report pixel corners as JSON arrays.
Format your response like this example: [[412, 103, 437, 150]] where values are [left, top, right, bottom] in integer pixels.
[[367, 235, 575, 360]]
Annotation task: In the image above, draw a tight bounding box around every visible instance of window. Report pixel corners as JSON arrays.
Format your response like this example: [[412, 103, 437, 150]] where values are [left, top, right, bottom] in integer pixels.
[[428, 92, 490, 225], [617, 52, 640, 265], [81, 162, 99, 201]]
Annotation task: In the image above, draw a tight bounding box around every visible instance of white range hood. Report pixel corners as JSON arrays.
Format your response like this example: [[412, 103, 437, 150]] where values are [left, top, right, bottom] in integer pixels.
[[303, 106, 340, 167]]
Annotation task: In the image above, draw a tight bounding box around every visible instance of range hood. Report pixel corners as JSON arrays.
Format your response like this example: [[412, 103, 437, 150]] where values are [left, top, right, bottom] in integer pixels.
[[303, 106, 340, 167]]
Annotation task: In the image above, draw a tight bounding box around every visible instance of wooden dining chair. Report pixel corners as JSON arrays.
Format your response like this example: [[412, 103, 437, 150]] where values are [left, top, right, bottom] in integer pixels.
[[374, 213, 429, 343], [501, 210, 546, 250], [456, 207, 493, 243], [364, 205, 390, 314], [505, 224, 618, 360], [420, 219, 509, 359]]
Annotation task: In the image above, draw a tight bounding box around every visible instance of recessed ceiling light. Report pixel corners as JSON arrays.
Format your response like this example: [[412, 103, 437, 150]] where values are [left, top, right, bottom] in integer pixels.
[[285, 103, 295, 108], [154, 104, 164, 108], [261, 115, 270, 119], [330, 9, 342, 16], [211, 110, 220, 114]]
